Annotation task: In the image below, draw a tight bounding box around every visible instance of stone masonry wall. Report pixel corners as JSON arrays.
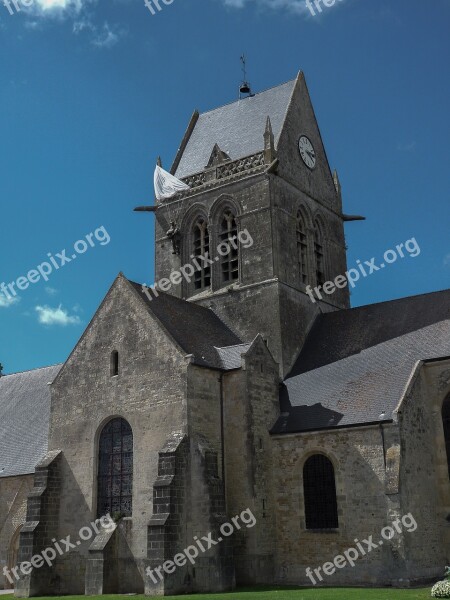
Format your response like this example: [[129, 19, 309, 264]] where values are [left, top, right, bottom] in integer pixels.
[[222, 337, 280, 585], [185, 365, 234, 593], [272, 424, 408, 586], [45, 275, 189, 594], [396, 359, 450, 583], [15, 451, 62, 597], [0, 474, 33, 590]]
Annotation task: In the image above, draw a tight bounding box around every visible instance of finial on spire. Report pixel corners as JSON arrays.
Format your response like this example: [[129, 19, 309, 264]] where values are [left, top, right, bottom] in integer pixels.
[[264, 116, 275, 163], [157, 156, 162, 167], [332, 169, 341, 197]]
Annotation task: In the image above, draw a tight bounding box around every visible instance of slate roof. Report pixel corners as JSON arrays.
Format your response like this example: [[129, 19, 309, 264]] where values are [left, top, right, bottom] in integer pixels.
[[174, 79, 296, 179], [0, 364, 61, 478], [128, 280, 247, 369], [215, 343, 252, 370], [272, 289, 450, 434]]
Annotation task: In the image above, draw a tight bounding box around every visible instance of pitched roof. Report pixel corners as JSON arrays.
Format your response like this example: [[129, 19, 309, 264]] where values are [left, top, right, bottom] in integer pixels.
[[0, 364, 61, 478], [215, 343, 252, 370], [173, 79, 296, 179], [128, 280, 246, 369], [272, 289, 450, 434], [290, 288, 450, 376]]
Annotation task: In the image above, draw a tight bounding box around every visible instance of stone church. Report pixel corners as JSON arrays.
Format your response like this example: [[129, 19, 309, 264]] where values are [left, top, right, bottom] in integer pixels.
[[1, 71, 449, 596]]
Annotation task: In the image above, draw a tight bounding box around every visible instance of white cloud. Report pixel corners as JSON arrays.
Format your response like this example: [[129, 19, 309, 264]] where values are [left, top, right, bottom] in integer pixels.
[[444, 254, 450, 267], [91, 22, 124, 48], [6, 0, 125, 47], [36, 0, 77, 9], [35, 304, 81, 326], [220, 0, 310, 16], [73, 19, 126, 48], [0, 294, 20, 308], [220, 0, 353, 16], [45, 286, 58, 296], [22, 0, 86, 17]]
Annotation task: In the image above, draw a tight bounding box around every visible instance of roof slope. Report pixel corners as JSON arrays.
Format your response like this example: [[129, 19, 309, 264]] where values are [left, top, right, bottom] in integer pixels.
[[173, 79, 296, 179], [128, 280, 245, 369], [273, 290, 450, 434], [0, 364, 61, 478]]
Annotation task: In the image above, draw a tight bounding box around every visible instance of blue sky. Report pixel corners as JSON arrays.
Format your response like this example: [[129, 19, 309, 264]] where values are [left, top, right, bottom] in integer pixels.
[[0, 0, 449, 374]]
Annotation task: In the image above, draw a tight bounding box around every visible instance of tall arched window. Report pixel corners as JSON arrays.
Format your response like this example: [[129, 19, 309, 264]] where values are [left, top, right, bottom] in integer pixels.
[[97, 418, 133, 517], [296, 212, 308, 284], [303, 454, 338, 529], [220, 210, 239, 283], [193, 217, 211, 291], [314, 223, 325, 287], [442, 396, 450, 480]]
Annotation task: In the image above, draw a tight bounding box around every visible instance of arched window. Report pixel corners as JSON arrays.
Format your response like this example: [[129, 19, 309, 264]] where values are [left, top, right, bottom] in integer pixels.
[[110, 351, 119, 377], [314, 223, 325, 287], [296, 212, 308, 284], [97, 418, 133, 517], [220, 210, 239, 283], [193, 217, 211, 291], [442, 396, 450, 480], [303, 454, 338, 529]]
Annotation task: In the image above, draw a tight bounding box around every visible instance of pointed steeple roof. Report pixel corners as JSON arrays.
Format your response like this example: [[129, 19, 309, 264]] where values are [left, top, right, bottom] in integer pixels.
[[172, 78, 296, 178]]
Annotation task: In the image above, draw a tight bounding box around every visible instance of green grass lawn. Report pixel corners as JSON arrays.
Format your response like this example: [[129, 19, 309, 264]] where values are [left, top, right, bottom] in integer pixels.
[[1, 587, 433, 600]]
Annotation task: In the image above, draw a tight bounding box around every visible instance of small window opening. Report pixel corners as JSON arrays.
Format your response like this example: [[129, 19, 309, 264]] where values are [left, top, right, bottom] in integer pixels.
[[111, 351, 119, 377]]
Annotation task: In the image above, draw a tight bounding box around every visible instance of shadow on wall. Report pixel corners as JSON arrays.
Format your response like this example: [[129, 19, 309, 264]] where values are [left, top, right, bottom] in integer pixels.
[[272, 384, 344, 434], [14, 453, 144, 596]]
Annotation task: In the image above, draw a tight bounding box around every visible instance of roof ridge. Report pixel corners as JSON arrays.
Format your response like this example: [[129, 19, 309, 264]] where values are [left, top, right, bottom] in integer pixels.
[[197, 78, 296, 118], [1, 363, 63, 378], [348, 287, 450, 314], [133, 279, 239, 328], [214, 342, 251, 350]]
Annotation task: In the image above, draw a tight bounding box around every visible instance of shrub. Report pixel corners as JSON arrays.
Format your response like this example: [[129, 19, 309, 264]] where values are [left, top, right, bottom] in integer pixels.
[[431, 580, 450, 598]]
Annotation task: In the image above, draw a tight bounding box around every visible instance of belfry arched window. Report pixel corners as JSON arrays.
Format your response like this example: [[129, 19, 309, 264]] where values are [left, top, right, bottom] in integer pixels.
[[296, 211, 308, 284], [193, 218, 211, 291], [97, 418, 133, 517], [442, 396, 450, 480], [220, 210, 239, 283], [303, 454, 338, 529], [314, 222, 325, 287]]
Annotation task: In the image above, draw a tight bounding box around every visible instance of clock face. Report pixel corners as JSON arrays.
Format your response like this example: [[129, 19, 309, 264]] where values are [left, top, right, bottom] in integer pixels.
[[298, 135, 316, 169]]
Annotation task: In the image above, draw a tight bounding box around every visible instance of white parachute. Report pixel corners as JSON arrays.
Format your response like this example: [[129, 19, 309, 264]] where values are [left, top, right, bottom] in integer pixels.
[[154, 165, 190, 201]]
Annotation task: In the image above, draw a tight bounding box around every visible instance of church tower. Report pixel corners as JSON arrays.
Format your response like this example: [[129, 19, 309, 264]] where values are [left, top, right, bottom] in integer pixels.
[[154, 72, 350, 375]]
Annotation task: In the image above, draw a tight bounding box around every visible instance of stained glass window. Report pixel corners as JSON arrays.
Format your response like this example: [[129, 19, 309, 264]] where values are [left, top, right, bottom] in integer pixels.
[[97, 418, 133, 517], [303, 454, 338, 530]]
